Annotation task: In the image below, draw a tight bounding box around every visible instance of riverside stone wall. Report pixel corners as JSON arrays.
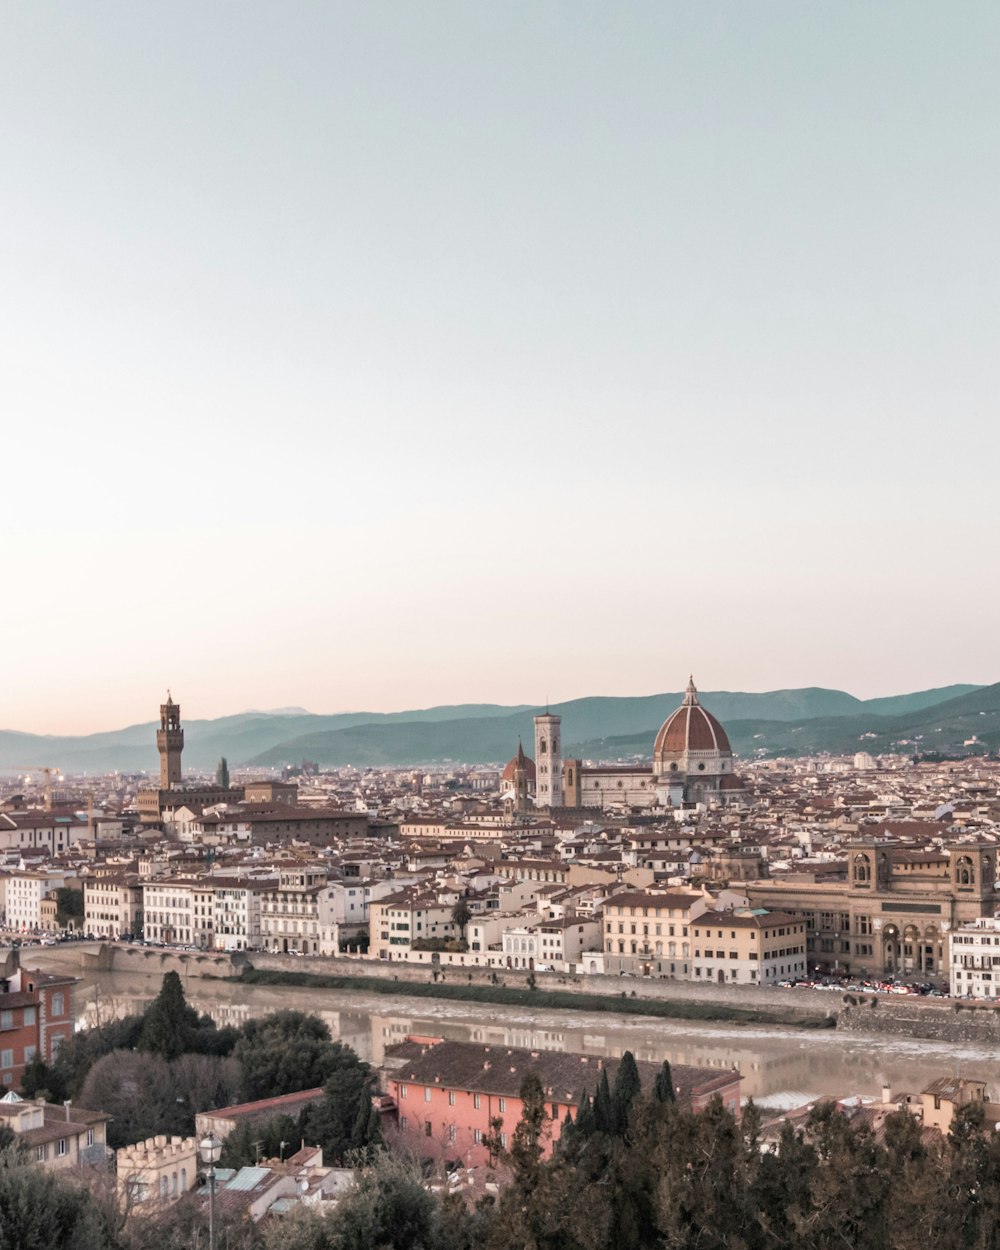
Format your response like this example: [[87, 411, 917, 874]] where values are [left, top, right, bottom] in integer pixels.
[[838, 995, 1000, 1044], [247, 951, 836, 1018]]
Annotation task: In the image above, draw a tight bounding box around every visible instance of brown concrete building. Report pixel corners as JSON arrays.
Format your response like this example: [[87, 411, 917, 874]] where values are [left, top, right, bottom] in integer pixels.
[[747, 839, 997, 979], [243, 806, 369, 847]]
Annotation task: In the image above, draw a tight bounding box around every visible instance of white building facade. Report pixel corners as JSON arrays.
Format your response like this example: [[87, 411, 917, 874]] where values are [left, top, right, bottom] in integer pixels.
[[951, 916, 1000, 998]]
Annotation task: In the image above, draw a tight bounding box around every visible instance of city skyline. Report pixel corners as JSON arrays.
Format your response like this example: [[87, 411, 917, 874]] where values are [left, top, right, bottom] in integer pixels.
[[4, 2, 998, 733], [1, 674, 994, 740]]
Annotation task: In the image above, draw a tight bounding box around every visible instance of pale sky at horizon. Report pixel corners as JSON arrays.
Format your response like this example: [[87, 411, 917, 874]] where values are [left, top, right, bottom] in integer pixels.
[[3, 3, 998, 735]]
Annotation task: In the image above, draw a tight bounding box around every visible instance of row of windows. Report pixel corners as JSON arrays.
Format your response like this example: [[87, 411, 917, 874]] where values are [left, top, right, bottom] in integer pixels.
[[35, 1132, 91, 1162], [608, 906, 687, 920], [0, 1007, 35, 1030], [397, 1085, 562, 1119], [608, 922, 689, 938], [399, 1118, 505, 1147]]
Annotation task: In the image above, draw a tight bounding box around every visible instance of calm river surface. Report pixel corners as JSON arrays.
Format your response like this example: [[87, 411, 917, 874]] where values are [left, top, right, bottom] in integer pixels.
[[74, 970, 1000, 1109]]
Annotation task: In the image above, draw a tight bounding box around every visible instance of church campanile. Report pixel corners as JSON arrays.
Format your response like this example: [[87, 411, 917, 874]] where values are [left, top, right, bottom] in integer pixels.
[[533, 710, 563, 809], [157, 693, 184, 788]]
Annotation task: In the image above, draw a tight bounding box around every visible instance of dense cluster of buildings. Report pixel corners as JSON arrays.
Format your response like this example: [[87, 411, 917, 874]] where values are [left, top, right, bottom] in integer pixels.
[[3, 688, 1000, 1002], [3, 684, 1000, 1230]]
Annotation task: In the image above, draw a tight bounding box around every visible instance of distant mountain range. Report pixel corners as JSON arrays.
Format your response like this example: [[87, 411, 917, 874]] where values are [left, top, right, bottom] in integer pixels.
[[0, 684, 994, 775]]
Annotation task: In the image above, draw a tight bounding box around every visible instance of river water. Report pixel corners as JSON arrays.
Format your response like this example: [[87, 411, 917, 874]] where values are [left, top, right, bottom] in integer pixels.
[[72, 969, 1000, 1109]]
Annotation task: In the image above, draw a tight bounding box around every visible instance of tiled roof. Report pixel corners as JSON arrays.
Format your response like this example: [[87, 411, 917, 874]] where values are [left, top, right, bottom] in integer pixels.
[[384, 1039, 738, 1107]]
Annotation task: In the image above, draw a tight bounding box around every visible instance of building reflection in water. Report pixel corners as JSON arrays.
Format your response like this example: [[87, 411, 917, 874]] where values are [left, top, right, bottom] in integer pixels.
[[73, 972, 996, 1106]]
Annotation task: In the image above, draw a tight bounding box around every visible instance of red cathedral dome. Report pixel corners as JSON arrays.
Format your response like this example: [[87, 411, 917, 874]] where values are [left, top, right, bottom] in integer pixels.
[[653, 678, 732, 756], [502, 749, 536, 783]]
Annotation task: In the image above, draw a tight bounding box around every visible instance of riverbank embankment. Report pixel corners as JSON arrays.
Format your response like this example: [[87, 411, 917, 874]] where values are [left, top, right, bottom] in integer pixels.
[[18, 943, 999, 1044]]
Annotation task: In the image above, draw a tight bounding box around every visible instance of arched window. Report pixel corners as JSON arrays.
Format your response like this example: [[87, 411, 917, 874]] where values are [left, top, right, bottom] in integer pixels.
[[539, 740, 547, 754], [854, 854, 871, 883], [957, 856, 974, 887]]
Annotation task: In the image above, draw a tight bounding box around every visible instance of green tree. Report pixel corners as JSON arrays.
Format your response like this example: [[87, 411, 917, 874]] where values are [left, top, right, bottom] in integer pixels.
[[19, 1051, 52, 1099], [79, 1050, 187, 1148], [450, 897, 472, 938], [220, 1114, 300, 1168], [330, 1152, 437, 1250], [138, 972, 200, 1061], [592, 1067, 613, 1135], [46, 1013, 145, 1102], [171, 1052, 242, 1118], [299, 1063, 381, 1164], [261, 1205, 335, 1250], [234, 1011, 352, 1101], [0, 1143, 117, 1249], [506, 1072, 548, 1194], [611, 1051, 641, 1136], [653, 1059, 676, 1104]]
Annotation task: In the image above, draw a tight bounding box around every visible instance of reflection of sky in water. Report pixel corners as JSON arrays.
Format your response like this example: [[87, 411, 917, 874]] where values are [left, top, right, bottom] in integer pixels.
[[75, 971, 1000, 1104]]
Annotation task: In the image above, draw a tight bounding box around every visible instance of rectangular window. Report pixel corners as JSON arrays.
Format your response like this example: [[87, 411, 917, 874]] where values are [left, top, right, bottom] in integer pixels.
[[0, 1010, 12, 1030], [87, 1128, 95, 1147], [424, 1121, 432, 1136], [0, 1050, 13, 1069], [448, 1091, 456, 1106], [474, 1094, 481, 1109], [57, 1139, 68, 1157], [498, 1097, 506, 1113], [424, 1087, 432, 1103], [51, 994, 65, 1015], [399, 1085, 407, 1100], [474, 1129, 483, 1144], [448, 1124, 457, 1144], [400, 1116, 408, 1131]]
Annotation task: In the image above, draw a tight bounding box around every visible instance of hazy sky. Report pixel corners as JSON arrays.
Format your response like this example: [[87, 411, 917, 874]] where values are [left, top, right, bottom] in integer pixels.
[[3, 3, 998, 734]]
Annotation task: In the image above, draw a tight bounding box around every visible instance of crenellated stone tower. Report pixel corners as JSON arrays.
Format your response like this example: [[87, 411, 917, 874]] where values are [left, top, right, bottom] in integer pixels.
[[156, 693, 184, 788]]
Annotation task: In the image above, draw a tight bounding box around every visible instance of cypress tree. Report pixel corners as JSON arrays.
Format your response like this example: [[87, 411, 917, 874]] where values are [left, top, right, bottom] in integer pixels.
[[573, 1089, 595, 1138], [138, 971, 198, 1061], [593, 1068, 613, 1135], [654, 1059, 676, 1103], [611, 1050, 642, 1135], [509, 1073, 547, 1192]]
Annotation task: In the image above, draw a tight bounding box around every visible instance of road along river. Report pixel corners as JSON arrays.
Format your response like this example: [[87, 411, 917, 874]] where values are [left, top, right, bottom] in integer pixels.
[[73, 968, 1000, 1110]]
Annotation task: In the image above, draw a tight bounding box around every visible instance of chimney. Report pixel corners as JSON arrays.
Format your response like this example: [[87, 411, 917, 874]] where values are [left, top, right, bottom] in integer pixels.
[[881, 1084, 892, 1105], [64, 1100, 71, 1121]]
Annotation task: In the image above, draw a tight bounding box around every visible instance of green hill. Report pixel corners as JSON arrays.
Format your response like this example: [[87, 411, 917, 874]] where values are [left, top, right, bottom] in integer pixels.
[[0, 684, 991, 773]]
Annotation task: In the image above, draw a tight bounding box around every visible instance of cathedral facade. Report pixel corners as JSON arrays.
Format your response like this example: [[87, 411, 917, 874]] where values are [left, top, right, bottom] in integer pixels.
[[503, 679, 746, 813]]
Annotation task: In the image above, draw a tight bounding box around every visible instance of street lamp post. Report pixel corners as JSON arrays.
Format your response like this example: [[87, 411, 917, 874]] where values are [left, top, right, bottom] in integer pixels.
[[199, 1132, 222, 1250]]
